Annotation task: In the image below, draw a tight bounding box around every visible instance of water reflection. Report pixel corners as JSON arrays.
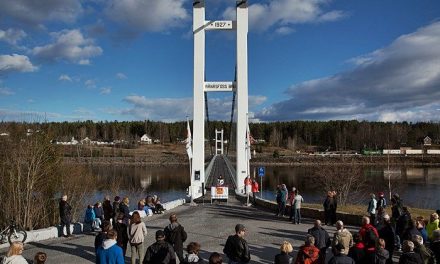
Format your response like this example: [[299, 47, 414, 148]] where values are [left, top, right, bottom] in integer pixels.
[[87, 164, 440, 210]]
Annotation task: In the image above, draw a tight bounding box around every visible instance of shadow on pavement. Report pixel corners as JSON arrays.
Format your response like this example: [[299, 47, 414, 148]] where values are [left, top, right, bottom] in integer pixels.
[[28, 241, 96, 262]]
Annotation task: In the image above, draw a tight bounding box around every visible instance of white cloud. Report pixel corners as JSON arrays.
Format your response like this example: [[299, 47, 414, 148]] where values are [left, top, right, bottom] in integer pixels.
[[105, 0, 188, 33], [85, 79, 96, 88], [100, 87, 111, 95], [223, 0, 347, 33], [275, 26, 295, 35], [32, 29, 102, 64], [0, 87, 14, 96], [114, 94, 267, 121], [0, 54, 38, 74], [0, 28, 27, 45], [58, 74, 72, 82], [116, 72, 127, 79], [0, 0, 83, 25], [256, 21, 440, 122]]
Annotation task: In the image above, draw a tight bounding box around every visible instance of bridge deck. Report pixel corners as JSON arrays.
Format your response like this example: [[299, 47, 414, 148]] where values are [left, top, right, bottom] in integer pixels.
[[205, 155, 236, 189]]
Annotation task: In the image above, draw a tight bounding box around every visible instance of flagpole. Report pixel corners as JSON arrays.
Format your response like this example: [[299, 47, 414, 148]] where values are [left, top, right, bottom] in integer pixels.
[[187, 116, 196, 206]]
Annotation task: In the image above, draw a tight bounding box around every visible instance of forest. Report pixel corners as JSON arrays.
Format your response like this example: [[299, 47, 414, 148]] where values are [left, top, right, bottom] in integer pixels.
[[1, 120, 440, 151]]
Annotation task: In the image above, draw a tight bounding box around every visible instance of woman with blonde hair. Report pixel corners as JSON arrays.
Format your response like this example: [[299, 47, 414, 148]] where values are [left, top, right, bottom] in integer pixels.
[[2, 242, 28, 264], [128, 211, 147, 264], [119, 197, 130, 225], [274, 241, 294, 264]]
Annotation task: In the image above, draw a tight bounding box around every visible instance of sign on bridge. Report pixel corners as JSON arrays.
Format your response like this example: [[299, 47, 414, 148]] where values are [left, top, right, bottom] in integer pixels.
[[211, 186, 228, 203]]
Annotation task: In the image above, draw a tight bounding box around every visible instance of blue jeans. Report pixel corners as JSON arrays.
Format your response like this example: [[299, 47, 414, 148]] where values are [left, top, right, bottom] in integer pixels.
[[293, 209, 301, 224]]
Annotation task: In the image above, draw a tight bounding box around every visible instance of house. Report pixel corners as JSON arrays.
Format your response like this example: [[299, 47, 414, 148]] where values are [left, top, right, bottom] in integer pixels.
[[424, 136, 432, 146], [81, 137, 92, 145], [140, 134, 152, 144], [0, 132, 9, 137]]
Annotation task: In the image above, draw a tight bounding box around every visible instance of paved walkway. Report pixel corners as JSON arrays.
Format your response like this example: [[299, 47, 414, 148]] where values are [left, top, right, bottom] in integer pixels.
[[8, 198, 348, 263]]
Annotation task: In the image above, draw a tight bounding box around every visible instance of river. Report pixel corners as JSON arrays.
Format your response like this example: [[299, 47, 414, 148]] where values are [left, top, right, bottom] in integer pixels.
[[88, 164, 440, 210]]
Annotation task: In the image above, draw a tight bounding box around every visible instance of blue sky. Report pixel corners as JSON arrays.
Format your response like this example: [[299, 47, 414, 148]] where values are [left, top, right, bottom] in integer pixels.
[[1, 0, 440, 122]]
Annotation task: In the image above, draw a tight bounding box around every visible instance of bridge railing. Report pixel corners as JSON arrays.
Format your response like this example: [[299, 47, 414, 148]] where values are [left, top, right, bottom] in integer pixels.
[[223, 156, 237, 188], [205, 154, 217, 186]]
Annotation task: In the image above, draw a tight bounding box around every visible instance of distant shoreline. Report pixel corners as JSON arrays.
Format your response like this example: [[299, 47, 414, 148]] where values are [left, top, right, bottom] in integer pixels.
[[63, 154, 440, 166]]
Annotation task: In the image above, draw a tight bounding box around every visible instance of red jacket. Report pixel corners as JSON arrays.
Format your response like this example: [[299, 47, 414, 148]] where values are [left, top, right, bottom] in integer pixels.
[[359, 224, 379, 251], [295, 245, 320, 264], [251, 181, 259, 193]]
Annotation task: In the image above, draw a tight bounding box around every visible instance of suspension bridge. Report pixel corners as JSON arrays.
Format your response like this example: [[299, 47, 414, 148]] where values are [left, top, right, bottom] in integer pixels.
[[189, 0, 251, 201]]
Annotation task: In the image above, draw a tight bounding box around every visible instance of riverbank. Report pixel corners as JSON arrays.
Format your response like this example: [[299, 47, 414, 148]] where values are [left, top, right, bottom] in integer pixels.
[[62, 144, 440, 166]]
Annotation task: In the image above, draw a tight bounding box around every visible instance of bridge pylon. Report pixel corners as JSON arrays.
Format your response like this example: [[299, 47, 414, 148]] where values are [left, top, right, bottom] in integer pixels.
[[191, 0, 249, 200]]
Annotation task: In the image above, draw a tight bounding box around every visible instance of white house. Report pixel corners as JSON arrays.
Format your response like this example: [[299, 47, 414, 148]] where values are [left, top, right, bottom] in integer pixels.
[[0, 132, 9, 137], [140, 134, 152, 144]]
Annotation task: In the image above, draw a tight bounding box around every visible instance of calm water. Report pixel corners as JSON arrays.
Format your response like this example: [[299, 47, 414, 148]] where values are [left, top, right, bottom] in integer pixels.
[[87, 164, 440, 210]]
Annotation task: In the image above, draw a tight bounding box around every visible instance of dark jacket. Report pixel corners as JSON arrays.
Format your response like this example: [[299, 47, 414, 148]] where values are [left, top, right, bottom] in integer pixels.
[[348, 242, 366, 264], [398, 252, 423, 264], [223, 234, 250, 263], [164, 223, 187, 256], [143, 240, 176, 264], [119, 203, 130, 222], [402, 227, 422, 241], [95, 231, 107, 252], [275, 252, 294, 264], [379, 222, 396, 254], [113, 222, 129, 249], [59, 200, 72, 224], [112, 201, 120, 218], [94, 206, 104, 220], [308, 226, 331, 250], [328, 254, 355, 264], [431, 241, 440, 264], [323, 197, 337, 212], [375, 248, 390, 264], [102, 200, 113, 220], [397, 212, 412, 235]]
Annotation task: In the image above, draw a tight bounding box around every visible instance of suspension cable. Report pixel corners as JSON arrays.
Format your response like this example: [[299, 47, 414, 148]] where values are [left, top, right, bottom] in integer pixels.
[[204, 91, 213, 156], [227, 67, 237, 156]]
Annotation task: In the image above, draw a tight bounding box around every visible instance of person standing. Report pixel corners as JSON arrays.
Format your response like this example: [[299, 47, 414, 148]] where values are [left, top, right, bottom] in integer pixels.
[[96, 229, 125, 264], [430, 230, 440, 264], [328, 244, 355, 264], [308, 220, 331, 264], [359, 216, 379, 257], [374, 239, 390, 264], [367, 194, 378, 227], [288, 187, 296, 221], [119, 197, 130, 225], [114, 213, 129, 256], [294, 235, 320, 264], [102, 196, 113, 222], [223, 224, 251, 264], [59, 194, 73, 237], [128, 211, 147, 264], [143, 230, 176, 264], [379, 214, 395, 264], [251, 178, 259, 205], [292, 190, 304, 224], [244, 176, 252, 194], [332, 221, 353, 255], [323, 191, 337, 226], [399, 240, 423, 264], [426, 213, 439, 242], [274, 241, 294, 264], [347, 233, 366, 264], [276, 184, 287, 217], [164, 214, 188, 263], [112, 196, 121, 223]]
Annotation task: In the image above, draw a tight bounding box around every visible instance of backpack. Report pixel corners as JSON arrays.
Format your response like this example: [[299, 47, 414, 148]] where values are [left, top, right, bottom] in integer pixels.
[[364, 227, 378, 247]]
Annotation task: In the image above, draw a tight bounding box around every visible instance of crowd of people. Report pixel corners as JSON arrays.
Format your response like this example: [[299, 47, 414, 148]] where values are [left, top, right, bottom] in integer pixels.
[[273, 185, 440, 264], [1, 190, 439, 264]]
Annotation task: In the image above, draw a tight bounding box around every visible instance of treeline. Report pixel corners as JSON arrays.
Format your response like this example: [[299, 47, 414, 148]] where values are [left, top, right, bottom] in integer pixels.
[[1, 120, 439, 151]]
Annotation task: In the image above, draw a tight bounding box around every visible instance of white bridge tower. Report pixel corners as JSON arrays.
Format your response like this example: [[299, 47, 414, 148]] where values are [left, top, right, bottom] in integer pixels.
[[191, 0, 249, 199]]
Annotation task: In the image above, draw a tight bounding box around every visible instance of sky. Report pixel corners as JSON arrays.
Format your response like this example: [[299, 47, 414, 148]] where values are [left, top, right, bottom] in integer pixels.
[[0, 0, 440, 123]]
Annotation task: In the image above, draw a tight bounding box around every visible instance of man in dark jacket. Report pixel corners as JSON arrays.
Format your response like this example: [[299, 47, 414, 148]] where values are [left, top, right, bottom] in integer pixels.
[[223, 224, 250, 264], [431, 230, 440, 264], [112, 196, 121, 222], [164, 214, 187, 262], [143, 230, 176, 264], [328, 244, 355, 264], [379, 214, 395, 264], [374, 238, 390, 264], [102, 196, 113, 221], [399, 240, 423, 264], [59, 194, 73, 237], [308, 220, 331, 264]]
